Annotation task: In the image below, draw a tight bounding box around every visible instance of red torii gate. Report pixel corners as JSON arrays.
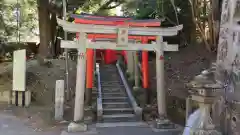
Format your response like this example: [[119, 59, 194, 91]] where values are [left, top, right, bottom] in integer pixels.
[[72, 13, 161, 95]]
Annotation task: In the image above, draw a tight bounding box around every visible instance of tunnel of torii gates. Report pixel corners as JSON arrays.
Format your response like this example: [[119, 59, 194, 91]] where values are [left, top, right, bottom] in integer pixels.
[[57, 14, 183, 122]]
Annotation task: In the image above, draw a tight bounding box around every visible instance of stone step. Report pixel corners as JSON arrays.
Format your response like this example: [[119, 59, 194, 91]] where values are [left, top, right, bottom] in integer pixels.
[[102, 97, 128, 102], [101, 85, 124, 88], [100, 70, 117, 72], [102, 114, 137, 123], [102, 93, 127, 98], [102, 90, 123, 93], [101, 82, 123, 86], [100, 74, 119, 77], [102, 84, 124, 87], [100, 81, 121, 83], [93, 88, 124, 95], [102, 88, 124, 91], [103, 102, 130, 108], [102, 92, 126, 97], [101, 74, 119, 77], [101, 67, 116, 69], [103, 108, 134, 115], [96, 122, 147, 128], [100, 67, 117, 73], [103, 114, 135, 119], [101, 87, 125, 91], [98, 65, 138, 123], [100, 79, 120, 82]]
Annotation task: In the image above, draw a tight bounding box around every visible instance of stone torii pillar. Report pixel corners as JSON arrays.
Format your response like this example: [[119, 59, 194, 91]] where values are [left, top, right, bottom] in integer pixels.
[[74, 34, 87, 122], [156, 36, 166, 118], [57, 18, 182, 131]]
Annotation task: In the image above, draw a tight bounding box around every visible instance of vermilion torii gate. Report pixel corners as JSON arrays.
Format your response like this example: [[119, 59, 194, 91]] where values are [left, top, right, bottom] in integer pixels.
[[57, 18, 182, 125]]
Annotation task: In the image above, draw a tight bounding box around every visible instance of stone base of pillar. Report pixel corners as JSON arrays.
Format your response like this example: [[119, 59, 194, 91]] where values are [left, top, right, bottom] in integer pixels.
[[126, 69, 134, 75], [151, 118, 182, 134], [67, 122, 87, 132], [126, 70, 131, 77], [94, 71, 97, 76], [132, 88, 146, 108], [153, 117, 180, 130], [133, 86, 140, 91], [84, 116, 93, 125], [127, 76, 135, 86], [85, 88, 92, 106]]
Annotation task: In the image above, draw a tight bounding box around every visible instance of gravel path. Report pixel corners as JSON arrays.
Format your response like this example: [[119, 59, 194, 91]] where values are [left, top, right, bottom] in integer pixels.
[[0, 111, 62, 135]]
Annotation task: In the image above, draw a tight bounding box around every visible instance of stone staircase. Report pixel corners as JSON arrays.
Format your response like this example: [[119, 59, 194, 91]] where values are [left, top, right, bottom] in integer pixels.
[[98, 64, 139, 123]]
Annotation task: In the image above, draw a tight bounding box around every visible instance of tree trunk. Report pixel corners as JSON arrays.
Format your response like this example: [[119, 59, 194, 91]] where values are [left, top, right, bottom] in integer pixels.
[[190, 0, 196, 45], [50, 12, 57, 58], [212, 0, 221, 48], [37, 0, 51, 64]]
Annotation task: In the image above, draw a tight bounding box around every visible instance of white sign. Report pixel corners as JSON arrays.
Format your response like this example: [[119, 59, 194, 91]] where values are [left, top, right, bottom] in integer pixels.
[[12, 49, 26, 91]]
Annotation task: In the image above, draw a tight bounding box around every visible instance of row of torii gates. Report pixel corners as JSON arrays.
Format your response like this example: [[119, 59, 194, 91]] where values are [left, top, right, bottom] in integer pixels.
[[57, 13, 183, 125]]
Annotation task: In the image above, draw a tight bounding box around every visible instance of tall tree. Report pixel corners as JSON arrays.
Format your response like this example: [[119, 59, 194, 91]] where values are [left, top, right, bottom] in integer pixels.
[[37, 0, 51, 64], [188, 0, 222, 51], [0, 0, 38, 42], [37, 0, 60, 63]]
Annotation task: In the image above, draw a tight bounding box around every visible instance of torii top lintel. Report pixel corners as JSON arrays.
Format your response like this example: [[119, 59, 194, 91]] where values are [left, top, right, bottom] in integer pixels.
[[58, 18, 183, 36], [72, 13, 162, 27], [72, 13, 162, 40]]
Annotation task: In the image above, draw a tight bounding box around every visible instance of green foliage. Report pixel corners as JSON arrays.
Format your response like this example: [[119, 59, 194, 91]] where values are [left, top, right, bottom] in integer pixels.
[[78, 0, 103, 14], [0, 0, 38, 42], [123, 0, 191, 26]]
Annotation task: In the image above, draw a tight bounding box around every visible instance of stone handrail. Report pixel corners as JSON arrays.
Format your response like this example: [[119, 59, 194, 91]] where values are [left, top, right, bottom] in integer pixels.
[[96, 63, 103, 121], [116, 60, 142, 120]]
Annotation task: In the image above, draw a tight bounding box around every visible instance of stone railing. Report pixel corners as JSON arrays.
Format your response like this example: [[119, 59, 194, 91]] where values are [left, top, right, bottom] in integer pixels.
[[96, 63, 103, 121], [116, 60, 142, 120]]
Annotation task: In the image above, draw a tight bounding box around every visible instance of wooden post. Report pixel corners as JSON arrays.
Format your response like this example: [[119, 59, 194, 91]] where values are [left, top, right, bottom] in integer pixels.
[[86, 49, 94, 105], [142, 37, 149, 102], [93, 49, 96, 74], [55, 80, 65, 120]]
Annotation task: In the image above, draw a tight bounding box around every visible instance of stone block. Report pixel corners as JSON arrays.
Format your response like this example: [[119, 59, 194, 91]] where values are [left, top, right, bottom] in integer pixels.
[[0, 90, 31, 107], [67, 122, 87, 132]]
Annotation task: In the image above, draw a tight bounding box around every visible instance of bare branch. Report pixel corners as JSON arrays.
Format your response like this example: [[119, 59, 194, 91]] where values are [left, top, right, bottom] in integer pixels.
[[188, 0, 211, 51], [104, 3, 122, 9], [0, 13, 10, 36], [97, 0, 125, 12]]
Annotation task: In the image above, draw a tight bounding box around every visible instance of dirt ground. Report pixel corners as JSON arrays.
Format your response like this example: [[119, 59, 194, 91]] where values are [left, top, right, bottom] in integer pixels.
[[0, 59, 77, 105], [0, 44, 216, 128], [0, 59, 77, 130], [149, 44, 216, 98], [147, 44, 216, 124]]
